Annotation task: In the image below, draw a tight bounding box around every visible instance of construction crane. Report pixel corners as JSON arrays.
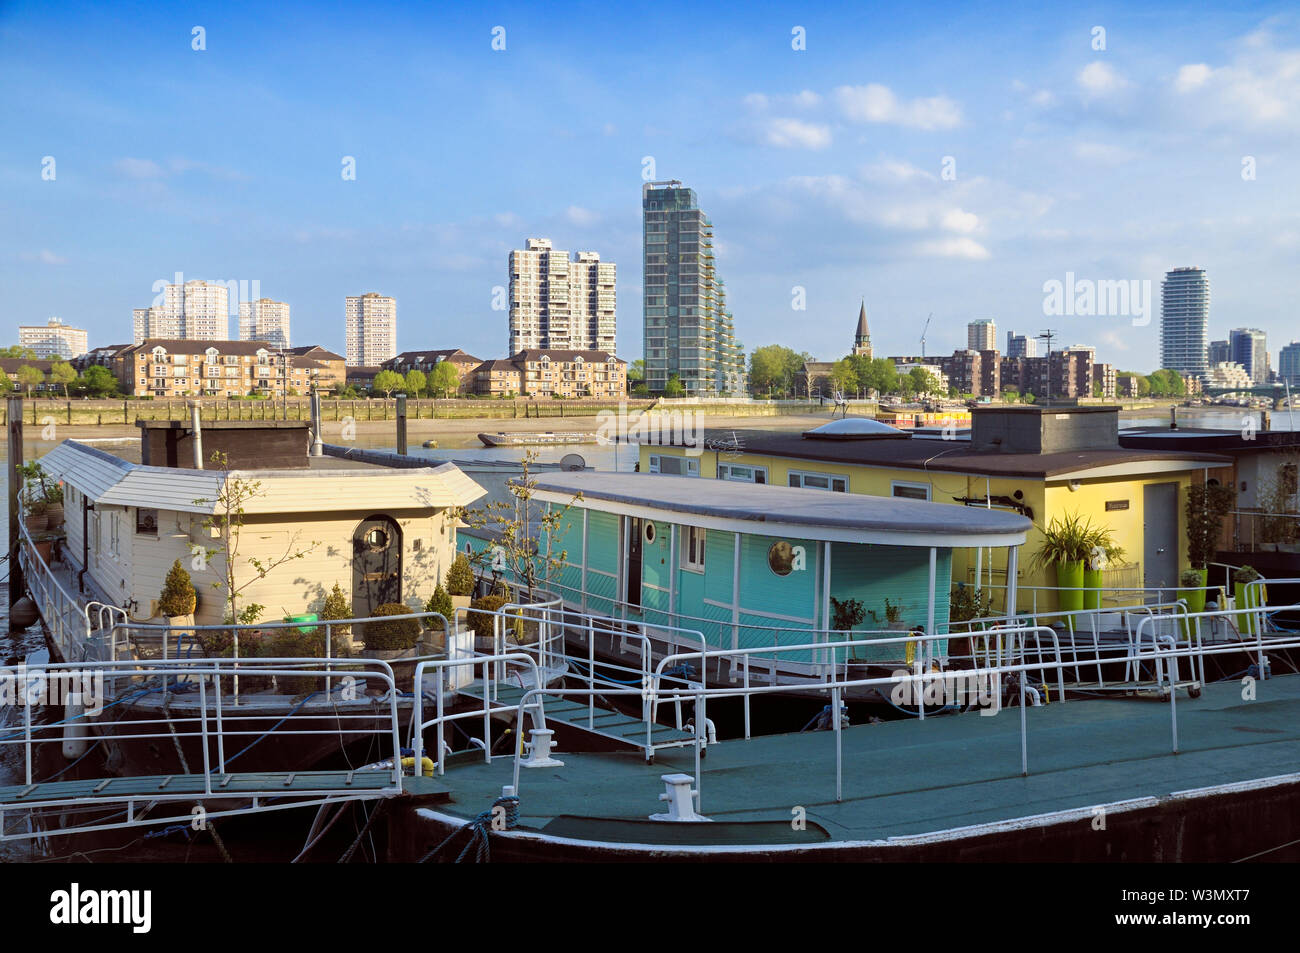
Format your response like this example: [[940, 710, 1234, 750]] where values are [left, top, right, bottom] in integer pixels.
[[920, 313, 933, 359]]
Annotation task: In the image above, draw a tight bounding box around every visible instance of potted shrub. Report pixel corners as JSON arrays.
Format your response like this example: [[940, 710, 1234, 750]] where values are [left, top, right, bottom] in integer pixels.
[[1233, 565, 1264, 634], [158, 559, 197, 644], [319, 582, 357, 649], [362, 602, 421, 658], [1031, 513, 1095, 613], [424, 584, 454, 651], [1185, 482, 1235, 596], [831, 597, 869, 677], [947, 583, 993, 664], [446, 553, 475, 614], [467, 593, 507, 653], [44, 482, 64, 529], [1178, 568, 1207, 615]]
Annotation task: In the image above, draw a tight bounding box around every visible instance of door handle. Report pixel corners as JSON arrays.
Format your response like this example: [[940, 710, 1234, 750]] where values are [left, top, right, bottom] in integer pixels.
[[1156, 548, 1166, 554]]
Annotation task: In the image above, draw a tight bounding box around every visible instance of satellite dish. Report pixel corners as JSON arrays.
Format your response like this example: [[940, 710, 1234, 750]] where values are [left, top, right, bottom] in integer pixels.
[[560, 453, 586, 471]]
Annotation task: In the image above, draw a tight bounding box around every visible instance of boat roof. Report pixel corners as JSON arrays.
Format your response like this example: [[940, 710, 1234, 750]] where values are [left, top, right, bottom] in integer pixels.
[[640, 427, 1232, 480], [531, 471, 1031, 548], [37, 439, 486, 515]]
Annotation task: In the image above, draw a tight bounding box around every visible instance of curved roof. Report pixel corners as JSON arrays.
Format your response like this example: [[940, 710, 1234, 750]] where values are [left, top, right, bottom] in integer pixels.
[[531, 472, 1030, 548]]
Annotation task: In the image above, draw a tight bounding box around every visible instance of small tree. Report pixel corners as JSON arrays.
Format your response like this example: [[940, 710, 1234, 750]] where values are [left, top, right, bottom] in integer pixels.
[[458, 449, 579, 599], [363, 602, 421, 651], [404, 368, 427, 398], [82, 365, 118, 397], [158, 559, 197, 617], [371, 370, 403, 398], [16, 364, 44, 395], [49, 361, 76, 398], [431, 361, 459, 397], [1186, 482, 1236, 569], [445, 552, 474, 597], [320, 582, 354, 638], [425, 584, 453, 631], [193, 450, 320, 626], [663, 375, 685, 398]]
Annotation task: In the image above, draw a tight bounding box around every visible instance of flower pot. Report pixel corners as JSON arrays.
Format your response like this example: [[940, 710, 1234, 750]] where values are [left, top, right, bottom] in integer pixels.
[[1234, 580, 1263, 635], [25, 512, 48, 534], [1055, 560, 1085, 613], [1082, 567, 1104, 611], [362, 645, 421, 686], [166, 614, 196, 653], [1178, 569, 1208, 615], [34, 539, 53, 564], [44, 503, 64, 528]]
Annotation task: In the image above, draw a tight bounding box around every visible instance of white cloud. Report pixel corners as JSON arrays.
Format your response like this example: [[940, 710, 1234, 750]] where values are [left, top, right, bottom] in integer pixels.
[[915, 237, 991, 260], [761, 117, 832, 149], [20, 249, 67, 265], [566, 206, 600, 226], [1174, 63, 1212, 92], [1170, 34, 1300, 126], [114, 157, 164, 179], [743, 93, 769, 111], [1077, 62, 1128, 97], [1073, 141, 1138, 164], [940, 208, 981, 233], [834, 83, 962, 130], [859, 159, 935, 184], [744, 90, 820, 111]]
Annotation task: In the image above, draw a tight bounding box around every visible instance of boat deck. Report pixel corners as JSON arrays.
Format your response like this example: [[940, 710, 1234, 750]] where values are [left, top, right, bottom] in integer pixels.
[[456, 682, 695, 755], [423, 674, 1300, 845]]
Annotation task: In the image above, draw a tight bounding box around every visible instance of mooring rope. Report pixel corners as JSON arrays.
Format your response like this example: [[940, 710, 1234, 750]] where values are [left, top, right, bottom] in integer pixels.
[[417, 795, 520, 864]]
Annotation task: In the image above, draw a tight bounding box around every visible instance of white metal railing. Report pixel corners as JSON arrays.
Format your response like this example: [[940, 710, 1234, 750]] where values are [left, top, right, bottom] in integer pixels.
[[0, 656, 403, 842], [502, 606, 1300, 809], [17, 518, 91, 660]]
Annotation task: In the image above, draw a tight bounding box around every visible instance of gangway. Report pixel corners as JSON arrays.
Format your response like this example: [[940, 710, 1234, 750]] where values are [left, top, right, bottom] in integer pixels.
[[0, 657, 432, 844]]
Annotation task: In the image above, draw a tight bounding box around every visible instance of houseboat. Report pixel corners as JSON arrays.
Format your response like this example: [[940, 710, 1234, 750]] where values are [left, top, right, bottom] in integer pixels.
[[461, 468, 1033, 700]]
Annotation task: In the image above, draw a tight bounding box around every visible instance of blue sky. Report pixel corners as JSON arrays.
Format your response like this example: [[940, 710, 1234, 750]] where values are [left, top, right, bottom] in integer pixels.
[[3, 1, 1298, 371]]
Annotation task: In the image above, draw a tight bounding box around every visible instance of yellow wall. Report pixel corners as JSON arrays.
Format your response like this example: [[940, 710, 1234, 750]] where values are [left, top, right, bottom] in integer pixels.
[[642, 444, 1207, 612]]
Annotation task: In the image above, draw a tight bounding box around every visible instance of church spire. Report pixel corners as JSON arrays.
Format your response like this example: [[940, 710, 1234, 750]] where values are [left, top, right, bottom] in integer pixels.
[[853, 300, 872, 357]]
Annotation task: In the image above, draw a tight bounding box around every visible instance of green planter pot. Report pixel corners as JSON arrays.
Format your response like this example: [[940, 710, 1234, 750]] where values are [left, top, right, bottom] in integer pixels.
[[1082, 567, 1104, 611], [1177, 568, 1208, 615], [1055, 560, 1084, 613], [1234, 580, 1262, 634]]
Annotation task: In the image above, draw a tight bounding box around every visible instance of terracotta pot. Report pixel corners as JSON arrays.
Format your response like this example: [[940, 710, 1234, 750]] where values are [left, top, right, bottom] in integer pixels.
[[25, 513, 48, 534], [44, 503, 64, 528]]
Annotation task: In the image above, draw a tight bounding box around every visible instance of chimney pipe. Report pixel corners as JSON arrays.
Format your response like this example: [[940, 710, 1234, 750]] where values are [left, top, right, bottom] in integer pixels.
[[310, 387, 324, 456], [190, 401, 204, 468]]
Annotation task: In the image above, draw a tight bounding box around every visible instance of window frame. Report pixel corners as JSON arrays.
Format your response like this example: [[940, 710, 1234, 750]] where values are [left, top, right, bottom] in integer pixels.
[[681, 526, 706, 573], [891, 480, 932, 502], [788, 469, 848, 493], [718, 462, 767, 484]]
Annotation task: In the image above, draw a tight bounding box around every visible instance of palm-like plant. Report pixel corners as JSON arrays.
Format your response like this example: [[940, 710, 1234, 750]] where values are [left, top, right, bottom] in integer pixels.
[[1030, 512, 1095, 571]]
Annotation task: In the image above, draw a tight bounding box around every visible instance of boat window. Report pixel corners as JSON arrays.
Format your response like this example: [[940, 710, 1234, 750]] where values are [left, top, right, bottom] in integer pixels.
[[644, 521, 657, 544], [767, 540, 795, 577], [891, 481, 931, 502], [648, 453, 699, 477], [789, 470, 847, 492], [136, 507, 158, 536], [718, 463, 767, 484], [682, 526, 706, 572], [366, 528, 389, 550]]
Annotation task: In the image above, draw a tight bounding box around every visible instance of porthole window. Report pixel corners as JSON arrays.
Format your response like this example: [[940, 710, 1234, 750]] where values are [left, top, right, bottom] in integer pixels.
[[366, 528, 388, 550], [767, 540, 795, 577], [644, 521, 657, 544]]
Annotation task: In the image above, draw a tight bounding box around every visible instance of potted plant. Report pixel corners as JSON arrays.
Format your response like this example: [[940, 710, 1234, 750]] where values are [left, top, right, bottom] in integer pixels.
[[1177, 568, 1208, 614], [445, 553, 474, 614], [319, 582, 357, 650], [1185, 482, 1235, 596], [947, 583, 993, 664], [466, 593, 507, 653], [830, 596, 869, 676], [158, 559, 197, 643], [1030, 512, 1095, 613], [44, 482, 64, 529], [424, 584, 454, 651], [1233, 565, 1264, 634]]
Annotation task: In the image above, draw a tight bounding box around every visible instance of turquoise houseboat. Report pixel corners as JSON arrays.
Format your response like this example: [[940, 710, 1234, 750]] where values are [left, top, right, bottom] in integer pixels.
[[462, 471, 1032, 692]]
